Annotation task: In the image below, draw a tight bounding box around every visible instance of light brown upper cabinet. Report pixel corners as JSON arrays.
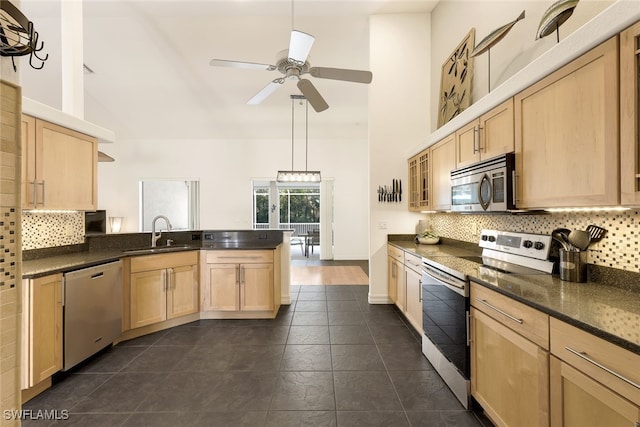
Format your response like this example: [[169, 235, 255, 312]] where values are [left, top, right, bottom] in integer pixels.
[[455, 98, 514, 169], [21, 115, 98, 210], [514, 37, 619, 209], [408, 149, 430, 212], [620, 21, 640, 206], [407, 154, 419, 211], [430, 134, 456, 211]]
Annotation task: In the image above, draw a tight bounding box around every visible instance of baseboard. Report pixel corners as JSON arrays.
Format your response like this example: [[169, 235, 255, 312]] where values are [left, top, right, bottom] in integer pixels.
[[368, 293, 393, 304]]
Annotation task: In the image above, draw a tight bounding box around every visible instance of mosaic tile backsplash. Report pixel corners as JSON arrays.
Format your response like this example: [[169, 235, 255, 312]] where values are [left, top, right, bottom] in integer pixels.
[[20, 209, 640, 273], [22, 211, 84, 250], [422, 210, 640, 273]]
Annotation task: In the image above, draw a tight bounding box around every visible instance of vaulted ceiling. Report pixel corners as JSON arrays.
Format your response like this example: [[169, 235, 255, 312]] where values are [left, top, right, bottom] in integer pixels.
[[19, 0, 438, 141]]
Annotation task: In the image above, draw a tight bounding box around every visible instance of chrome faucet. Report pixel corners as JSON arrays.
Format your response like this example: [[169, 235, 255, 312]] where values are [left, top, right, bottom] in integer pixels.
[[151, 215, 172, 247]]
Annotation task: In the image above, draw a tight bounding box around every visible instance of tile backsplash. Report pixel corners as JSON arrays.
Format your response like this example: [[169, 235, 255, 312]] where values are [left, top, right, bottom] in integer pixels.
[[22, 211, 84, 250], [422, 210, 640, 273]]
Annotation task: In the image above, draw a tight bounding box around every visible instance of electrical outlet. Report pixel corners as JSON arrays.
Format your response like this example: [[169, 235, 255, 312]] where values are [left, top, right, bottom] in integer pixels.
[[379, 221, 388, 230], [471, 222, 478, 236], [65, 224, 74, 237]]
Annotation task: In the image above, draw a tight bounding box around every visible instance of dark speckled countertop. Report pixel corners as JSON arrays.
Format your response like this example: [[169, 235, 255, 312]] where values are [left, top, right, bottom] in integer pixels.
[[21, 247, 200, 279], [23, 231, 285, 279], [388, 240, 640, 355]]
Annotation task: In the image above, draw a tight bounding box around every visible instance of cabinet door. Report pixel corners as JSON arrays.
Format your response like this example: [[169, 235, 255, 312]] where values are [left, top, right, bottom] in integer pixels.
[[167, 264, 198, 319], [30, 274, 63, 385], [21, 115, 37, 209], [204, 263, 239, 311], [431, 134, 456, 211], [455, 119, 481, 168], [408, 155, 419, 211], [418, 150, 430, 209], [515, 37, 619, 209], [404, 266, 423, 334], [471, 307, 550, 427], [550, 356, 640, 427], [480, 98, 514, 161], [387, 257, 399, 303], [620, 21, 640, 206], [130, 269, 167, 328], [240, 263, 274, 311], [37, 120, 98, 210]]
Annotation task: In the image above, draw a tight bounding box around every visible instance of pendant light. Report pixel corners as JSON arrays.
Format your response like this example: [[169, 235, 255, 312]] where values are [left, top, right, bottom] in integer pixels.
[[276, 95, 321, 182]]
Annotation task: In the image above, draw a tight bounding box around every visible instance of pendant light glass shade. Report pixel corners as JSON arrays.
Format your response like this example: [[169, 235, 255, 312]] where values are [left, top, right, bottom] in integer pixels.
[[276, 170, 321, 182]]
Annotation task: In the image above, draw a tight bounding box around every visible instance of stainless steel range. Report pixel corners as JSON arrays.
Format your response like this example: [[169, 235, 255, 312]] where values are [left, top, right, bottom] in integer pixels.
[[420, 229, 554, 408]]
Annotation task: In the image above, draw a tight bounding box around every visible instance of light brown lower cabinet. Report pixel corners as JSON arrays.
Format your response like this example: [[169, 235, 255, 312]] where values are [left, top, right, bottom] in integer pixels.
[[387, 255, 401, 304], [404, 261, 423, 335], [201, 249, 281, 317], [22, 274, 63, 389], [470, 283, 550, 427], [549, 318, 640, 427], [386, 245, 422, 334], [387, 244, 405, 304], [129, 251, 199, 329]]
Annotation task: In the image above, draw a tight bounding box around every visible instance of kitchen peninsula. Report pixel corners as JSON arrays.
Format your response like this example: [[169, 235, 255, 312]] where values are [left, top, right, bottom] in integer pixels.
[[21, 229, 291, 400]]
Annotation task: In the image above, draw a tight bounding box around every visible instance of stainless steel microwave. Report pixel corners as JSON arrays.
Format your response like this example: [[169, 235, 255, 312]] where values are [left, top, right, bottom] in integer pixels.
[[450, 153, 516, 212]]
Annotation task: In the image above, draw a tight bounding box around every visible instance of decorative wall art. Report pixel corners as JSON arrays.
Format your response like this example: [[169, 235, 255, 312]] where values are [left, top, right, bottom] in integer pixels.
[[471, 10, 526, 92], [437, 29, 475, 128], [537, 0, 580, 42]]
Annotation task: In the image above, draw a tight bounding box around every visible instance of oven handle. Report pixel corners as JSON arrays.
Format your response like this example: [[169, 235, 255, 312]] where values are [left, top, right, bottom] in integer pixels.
[[421, 265, 466, 297]]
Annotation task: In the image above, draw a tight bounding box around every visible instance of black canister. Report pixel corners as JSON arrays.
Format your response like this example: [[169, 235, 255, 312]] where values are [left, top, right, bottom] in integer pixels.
[[559, 249, 587, 282]]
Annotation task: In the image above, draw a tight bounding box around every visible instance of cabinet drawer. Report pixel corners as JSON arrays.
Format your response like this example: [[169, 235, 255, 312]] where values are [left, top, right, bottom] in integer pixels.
[[387, 244, 405, 263], [131, 251, 199, 273], [206, 250, 273, 264], [550, 318, 640, 406], [471, 282, 549, 349], [404, 252, 422, 274]]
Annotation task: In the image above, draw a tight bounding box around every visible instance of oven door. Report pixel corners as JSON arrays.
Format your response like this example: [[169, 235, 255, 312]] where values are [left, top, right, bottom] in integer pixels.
[[421, 264, 470, 377]]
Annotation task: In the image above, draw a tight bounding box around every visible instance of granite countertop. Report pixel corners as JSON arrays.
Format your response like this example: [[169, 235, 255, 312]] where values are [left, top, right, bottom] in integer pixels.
[[388, 240, 640, 355], [22, 243, 281, 279]]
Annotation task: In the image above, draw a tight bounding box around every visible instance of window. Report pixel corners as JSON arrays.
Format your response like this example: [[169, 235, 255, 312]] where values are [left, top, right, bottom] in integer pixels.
[[253, 186, 270, 228], [140, 180, 200, 231], [279, 187, 320, 225]]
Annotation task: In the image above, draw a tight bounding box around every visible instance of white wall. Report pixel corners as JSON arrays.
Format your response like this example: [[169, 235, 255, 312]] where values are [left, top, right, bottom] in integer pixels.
[[368, 14, 431, 303], [429, 0, 613, 131], [98, 133, 369, 259]]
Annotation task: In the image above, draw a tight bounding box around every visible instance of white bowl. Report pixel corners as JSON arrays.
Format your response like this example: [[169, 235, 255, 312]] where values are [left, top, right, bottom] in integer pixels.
[[418, 236, 440, 245]]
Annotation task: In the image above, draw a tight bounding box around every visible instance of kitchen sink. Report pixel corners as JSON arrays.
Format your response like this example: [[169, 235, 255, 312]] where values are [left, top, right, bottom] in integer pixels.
[[122, 244, 196, 255]]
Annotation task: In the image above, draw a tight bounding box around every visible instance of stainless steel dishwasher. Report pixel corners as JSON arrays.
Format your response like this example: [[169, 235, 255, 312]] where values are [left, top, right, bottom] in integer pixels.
[[63, 260, 123, 371]]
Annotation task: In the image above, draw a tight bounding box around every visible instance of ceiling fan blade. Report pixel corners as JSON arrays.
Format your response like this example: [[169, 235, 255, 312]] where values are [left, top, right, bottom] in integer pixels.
[[288, 30, 315, 64], [309, 67, 373, 84], [297, 79, 329, 112], [247, 79, 283, 105], [209, 59, 275, 71]]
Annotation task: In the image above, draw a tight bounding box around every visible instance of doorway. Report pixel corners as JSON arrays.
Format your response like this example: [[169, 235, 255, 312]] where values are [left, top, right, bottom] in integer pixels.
[[252, 180, 334, 260]]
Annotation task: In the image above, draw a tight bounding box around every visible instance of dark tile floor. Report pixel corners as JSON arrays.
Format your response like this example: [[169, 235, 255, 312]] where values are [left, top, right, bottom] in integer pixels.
[[23, 283, 489, 427]]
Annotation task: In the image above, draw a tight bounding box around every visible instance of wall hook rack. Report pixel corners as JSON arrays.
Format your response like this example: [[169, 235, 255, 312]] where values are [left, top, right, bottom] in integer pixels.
[[1, 0, 48, 71]]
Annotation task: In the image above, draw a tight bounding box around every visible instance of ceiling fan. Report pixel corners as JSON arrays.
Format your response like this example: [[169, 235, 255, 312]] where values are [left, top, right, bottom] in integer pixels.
[[209, 29, 373, 112]]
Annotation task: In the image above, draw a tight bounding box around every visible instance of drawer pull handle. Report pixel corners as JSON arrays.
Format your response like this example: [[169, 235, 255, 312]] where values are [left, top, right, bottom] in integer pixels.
[[476, 298, 524, 324], [565, 346, 640, 390]]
